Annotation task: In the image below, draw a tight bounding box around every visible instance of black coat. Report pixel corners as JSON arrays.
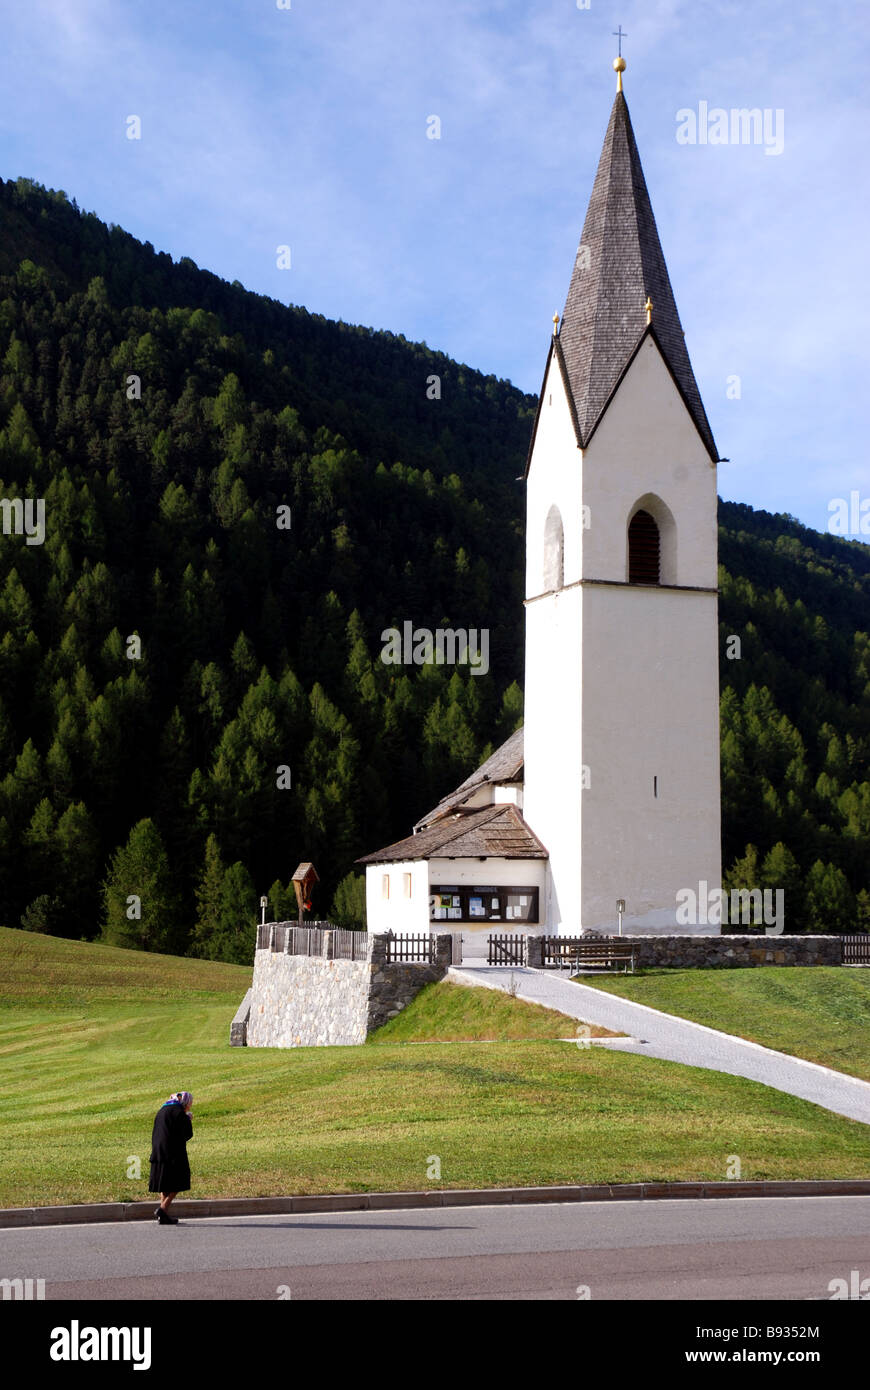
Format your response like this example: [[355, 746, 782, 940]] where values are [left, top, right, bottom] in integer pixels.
[[148, 1102, 193, 1193]]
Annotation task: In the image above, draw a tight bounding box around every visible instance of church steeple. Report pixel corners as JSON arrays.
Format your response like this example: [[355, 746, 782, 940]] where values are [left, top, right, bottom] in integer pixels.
[[522, 51, 721, 938], [557, 63, 718, 462]]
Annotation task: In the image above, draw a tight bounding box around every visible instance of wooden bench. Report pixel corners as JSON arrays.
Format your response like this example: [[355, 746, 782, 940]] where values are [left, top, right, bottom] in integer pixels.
[[553, 938, 636, 974]]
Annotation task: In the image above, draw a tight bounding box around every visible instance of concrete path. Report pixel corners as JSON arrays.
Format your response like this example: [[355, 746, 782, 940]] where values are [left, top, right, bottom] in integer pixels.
[[447, 966, 870, 1126]]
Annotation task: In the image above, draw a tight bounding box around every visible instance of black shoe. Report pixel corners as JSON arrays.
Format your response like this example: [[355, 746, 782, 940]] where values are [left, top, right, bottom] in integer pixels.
[[156, 1209, 178, 1225]]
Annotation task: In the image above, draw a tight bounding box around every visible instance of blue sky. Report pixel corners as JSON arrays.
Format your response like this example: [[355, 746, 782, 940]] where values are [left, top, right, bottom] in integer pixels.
[[1, 0, 868, 532]]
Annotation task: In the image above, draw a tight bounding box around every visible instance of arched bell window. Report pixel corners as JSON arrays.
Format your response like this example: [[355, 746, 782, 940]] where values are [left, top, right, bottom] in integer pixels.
[[543, 505, 564, 591], [628, 508, 660, 584]]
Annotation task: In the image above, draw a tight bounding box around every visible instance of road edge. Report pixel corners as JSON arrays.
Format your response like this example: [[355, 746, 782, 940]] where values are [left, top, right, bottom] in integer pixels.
[[4, 1179, 870, 1228]]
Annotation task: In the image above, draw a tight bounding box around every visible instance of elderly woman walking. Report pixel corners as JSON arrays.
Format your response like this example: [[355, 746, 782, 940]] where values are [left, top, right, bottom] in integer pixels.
[[149, 1091, 194, 1224]]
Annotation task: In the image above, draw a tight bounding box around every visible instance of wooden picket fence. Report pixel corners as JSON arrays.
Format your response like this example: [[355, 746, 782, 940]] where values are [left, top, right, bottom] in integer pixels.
[[331, 929, 372, 961], [384, 933, 436, 963], [488, 933, 527, 965], [842, 934, 870, 964], [256, 922, 370, 960], [255, 926, 453, 963], [542, 936, 586, 968]]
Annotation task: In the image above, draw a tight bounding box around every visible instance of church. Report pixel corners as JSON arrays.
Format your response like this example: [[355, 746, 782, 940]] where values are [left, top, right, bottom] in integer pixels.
[[358, 54, 723, 950]]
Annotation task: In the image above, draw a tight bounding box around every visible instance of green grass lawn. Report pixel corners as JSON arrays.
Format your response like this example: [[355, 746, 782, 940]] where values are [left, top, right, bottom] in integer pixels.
[[1, 929, 867, 1207], [0, 926, 252, 1006], [368, 980, 617, 1042], [578, 968, 870, 1081]]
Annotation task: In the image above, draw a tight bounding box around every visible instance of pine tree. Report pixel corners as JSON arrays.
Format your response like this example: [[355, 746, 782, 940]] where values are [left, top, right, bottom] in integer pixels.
[[330, 871, 367, 929], [804, 861, 856, 934], [496, 680, 523, 739], [55, 801, 101, 933], [218, 862, 257, 964], [190, 835, 255, 962], [0, 739, 43, 835], [759, 842, 804, 933], [265, 878, 296, 925], [20, 894, 67, 935], [102, 819, 182, 952], [190, 834, 225, 957]]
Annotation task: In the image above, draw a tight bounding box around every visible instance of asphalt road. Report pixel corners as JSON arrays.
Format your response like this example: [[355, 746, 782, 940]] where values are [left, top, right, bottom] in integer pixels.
[[5, 1197, 870, 1300]]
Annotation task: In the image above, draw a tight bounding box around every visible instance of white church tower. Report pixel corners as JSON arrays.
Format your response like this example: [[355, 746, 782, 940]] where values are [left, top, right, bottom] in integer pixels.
[[523, 54, 723, 936]]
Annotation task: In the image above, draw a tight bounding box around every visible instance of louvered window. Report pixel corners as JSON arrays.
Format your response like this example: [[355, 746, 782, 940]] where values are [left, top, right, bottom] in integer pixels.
[[628, 509, 660, 584]]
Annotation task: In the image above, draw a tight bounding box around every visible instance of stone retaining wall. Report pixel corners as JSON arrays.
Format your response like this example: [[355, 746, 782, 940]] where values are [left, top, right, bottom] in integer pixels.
[[230, 988, 252, 1046], [247, 955, 372, 1047], [244, 934, 452, 1047], [628, 934, 842, 968], [527, 934, 842, 969], [242, 931, 842, 1047]]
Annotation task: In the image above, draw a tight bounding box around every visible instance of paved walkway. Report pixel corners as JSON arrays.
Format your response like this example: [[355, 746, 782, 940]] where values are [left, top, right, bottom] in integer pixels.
[[447, 966, 870, 1126]]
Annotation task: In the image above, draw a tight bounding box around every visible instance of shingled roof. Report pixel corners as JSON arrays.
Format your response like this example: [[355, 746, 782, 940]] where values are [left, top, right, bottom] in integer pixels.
[[527, 88, 717, 468], [415, 727, 524, 830], [356, 802, 546, 865]]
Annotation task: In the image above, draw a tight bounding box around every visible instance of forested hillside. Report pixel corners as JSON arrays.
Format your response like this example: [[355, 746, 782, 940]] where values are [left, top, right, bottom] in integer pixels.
[[0, 175, 867, 956], [717, 507, 870, 929]]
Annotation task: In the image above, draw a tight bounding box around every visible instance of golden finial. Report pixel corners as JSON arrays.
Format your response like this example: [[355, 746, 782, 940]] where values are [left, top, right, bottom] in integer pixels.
[[644, 296, 653, 325], [552, 311, 560, 336]]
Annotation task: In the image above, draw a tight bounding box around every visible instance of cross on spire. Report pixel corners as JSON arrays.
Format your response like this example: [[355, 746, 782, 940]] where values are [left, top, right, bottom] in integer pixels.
[[612, 26, 627, 91]]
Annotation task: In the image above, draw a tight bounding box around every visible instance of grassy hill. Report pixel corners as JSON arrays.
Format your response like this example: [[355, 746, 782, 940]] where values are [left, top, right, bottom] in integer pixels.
[[367, 979, 617, 1043], [0, 930, 867, 1208], [0, 923, 251, 1006]]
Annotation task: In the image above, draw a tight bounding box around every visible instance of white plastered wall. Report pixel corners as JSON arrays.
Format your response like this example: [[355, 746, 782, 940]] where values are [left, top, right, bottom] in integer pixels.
[[579, 336, 720, 933], [366, 856, 548, 955], [581, 336, 718, 589], [524, 334, 721, 935], [579, 585, 721, 932], [523, 349, 584, 932], [427, 856, 548, 958], [364, 860, 429, 935]]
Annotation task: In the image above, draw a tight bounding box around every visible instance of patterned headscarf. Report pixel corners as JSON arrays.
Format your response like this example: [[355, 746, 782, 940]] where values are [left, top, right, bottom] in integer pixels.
[[163, 1091, 193, 1110]]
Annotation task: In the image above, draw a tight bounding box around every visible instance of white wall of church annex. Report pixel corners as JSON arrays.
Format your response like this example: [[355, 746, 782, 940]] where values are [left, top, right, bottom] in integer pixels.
[[366, 856, 547, 954], [364, 860, 429, 935], [427, 856, 548, 957]]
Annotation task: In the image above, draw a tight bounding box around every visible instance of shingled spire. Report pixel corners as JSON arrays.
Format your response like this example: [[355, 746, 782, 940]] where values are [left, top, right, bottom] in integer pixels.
[[558, 79, 718, 461]]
